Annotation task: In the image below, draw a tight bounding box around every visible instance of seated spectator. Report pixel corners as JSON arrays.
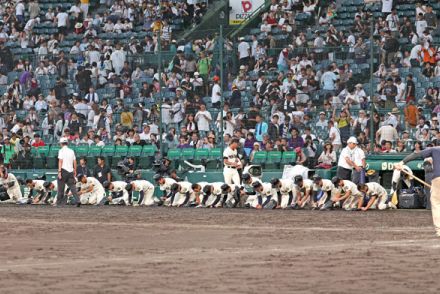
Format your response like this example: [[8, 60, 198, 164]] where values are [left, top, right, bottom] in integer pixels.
[[295, 147, 307, 166], [316, 142, 336, 169], [31, 134, 45, 147]]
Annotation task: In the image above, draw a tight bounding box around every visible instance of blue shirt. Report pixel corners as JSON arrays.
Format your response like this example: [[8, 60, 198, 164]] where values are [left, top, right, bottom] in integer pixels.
[[403, 147, 440, 179], [255, 122, 268, 142], [321, 71, 337, 91]]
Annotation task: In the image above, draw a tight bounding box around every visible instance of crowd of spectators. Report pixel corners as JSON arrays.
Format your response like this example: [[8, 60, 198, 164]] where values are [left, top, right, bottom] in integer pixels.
[[0, 0, 438, 170]]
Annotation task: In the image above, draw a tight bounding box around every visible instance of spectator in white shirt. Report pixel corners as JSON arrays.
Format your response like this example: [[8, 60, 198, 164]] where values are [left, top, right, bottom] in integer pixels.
[[194, 104, 212, 135]]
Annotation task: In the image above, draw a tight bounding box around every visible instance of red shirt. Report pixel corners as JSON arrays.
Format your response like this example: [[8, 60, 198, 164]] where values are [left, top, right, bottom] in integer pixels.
[[32, 140, 45, 147]]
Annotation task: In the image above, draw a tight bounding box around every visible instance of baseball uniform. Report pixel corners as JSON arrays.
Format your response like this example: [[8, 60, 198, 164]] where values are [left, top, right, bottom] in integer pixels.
[[78, 177, 106, 205], [274, 179, 296, 208], [108, 181, 130, 205], [131, 180, 155, 206], [223, 147, 241, 185]]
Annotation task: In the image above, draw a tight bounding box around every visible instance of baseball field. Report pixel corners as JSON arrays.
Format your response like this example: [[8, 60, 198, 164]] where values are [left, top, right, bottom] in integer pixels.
[[1, 206, 440, 294]]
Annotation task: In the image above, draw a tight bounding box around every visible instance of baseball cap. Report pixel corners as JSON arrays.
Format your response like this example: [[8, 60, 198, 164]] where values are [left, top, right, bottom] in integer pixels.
[[347, 137, 358, 144], [59, 137, 68, 144]]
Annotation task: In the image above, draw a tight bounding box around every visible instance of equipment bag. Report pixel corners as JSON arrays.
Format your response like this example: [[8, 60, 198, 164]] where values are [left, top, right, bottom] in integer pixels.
[[398, 187, 425, 209]]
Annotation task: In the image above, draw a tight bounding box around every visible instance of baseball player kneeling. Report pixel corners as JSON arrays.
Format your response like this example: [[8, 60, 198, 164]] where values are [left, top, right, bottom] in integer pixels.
[[154, 174, 177, 205], [26, 179, 49, 204], [103, 181, 130, 205], [77, 174, 106, 205], [357, 183, 397, 211], [45, 180, 69, 205], [294, 175, 314, 209], [191, 182, 208, 206], [127, 180, 156, 206], [169, 182, 195, 207], [270, 178, 296, 209], [220, 183, 241, 208], [251, 181, 277, 209], [241, 174, 261, 208], [321, 177, 362, 210], [0, 168, 23, 203], [312, 176, 335, 209], [197, 182, 223, 208]]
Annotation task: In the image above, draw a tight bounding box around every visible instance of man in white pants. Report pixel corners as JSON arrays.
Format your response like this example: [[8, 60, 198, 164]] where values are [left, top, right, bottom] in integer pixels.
[[357, 182, 397, 211], [26, 179, 48, 204], [196, 182, 223, 208], [154, 174, 177, 204], [103, 181, 130, 205], [312, 176, 335, 209], [128, 180, 156, 206], [241, 174, 261, 207], [169, 182, 195, 207], [223, 139, 242, 185], [270, 178, 296, 209], [0, 168, 23, 202], [191, 182, 209, 206], [322, 177, 363, 210], [220, 184, 241, 208], [77, 174, 106, 205], [294, 175, 314, 209], [251, 181, 277, 209]]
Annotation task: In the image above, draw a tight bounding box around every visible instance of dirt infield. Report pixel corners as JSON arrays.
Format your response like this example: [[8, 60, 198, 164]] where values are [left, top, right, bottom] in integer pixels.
[[1, 206, 440, 294]]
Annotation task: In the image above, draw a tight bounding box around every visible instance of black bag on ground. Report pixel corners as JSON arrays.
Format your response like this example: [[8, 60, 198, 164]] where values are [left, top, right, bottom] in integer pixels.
[[398, 187, 425, 209]]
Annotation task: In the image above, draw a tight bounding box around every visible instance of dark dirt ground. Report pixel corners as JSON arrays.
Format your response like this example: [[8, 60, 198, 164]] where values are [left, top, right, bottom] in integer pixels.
[[1, 206, 440, 294]]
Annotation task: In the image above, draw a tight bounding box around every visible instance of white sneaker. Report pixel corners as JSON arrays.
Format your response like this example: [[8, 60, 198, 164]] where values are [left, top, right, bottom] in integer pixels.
[[388, 202, 397, 209]]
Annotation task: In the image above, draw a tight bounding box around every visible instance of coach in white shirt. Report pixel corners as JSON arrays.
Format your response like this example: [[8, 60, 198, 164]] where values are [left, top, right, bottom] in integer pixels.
[[349, 137, 366, 185], [57, 138, 80, 206], [336, 137, 365, 182]]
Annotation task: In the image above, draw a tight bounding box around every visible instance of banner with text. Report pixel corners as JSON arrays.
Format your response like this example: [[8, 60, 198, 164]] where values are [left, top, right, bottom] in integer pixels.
[[229, 0, 265, 25]]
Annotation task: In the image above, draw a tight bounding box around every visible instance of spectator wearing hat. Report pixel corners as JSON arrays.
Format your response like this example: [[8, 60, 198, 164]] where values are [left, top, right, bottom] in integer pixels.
[[295, 147, 307, 166], [211, 76, 221, 108]]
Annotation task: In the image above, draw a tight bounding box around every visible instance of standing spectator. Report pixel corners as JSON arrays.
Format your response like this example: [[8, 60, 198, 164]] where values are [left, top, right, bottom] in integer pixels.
[[211, 76, 221, 108], [404, 100, 419, 129], [111, 43, 126, 75], [328, 120, 341, 151], [55, 8, 69, 42], [237, 37, 250, 69], [93, 156, 111, 184], [383, 77, 397, 108], [376, 123, 399, 143], [194, 104, 212, 136], [268, 114, 280, 142], [254, 115, 268, 142]]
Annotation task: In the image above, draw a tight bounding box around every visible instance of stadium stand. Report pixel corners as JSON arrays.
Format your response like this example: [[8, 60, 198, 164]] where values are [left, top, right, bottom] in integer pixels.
[[0, 0, 438, 183]]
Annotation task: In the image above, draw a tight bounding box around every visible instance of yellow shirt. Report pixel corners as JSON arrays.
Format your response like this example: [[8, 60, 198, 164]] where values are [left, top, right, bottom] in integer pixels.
[[120, 112, 133, 127]]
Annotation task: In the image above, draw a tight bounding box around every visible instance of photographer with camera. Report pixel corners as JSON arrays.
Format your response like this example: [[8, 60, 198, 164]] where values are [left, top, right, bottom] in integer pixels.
[[153, 157, 172, 177]]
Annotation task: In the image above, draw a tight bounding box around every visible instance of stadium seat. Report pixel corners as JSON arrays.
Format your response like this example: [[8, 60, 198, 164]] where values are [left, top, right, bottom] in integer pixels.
[[266, 151, 282, 169], [142, 145, 157, 156], [251, 151, 267, 165], [181, 149, 195, 161], [281, 151, 297, 166], [46, 146, 61, 169], [194, 148, 209, 164], [128, 145, 143, 157]]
